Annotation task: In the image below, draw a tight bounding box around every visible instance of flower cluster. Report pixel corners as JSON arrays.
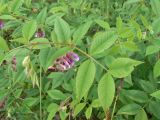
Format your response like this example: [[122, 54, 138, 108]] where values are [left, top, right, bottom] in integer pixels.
[[0, 20, 4, 29], [35, 29, 45, 38], [48, 52, 80, 72]]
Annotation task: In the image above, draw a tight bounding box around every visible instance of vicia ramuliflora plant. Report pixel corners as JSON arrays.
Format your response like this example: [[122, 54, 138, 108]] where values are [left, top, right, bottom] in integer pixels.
[[1, 0, 160, 120]]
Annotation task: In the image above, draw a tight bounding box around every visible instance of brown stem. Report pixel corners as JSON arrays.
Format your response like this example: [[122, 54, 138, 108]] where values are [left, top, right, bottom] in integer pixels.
[[106, 110, 111, 120], [111, 79, 124, 120]]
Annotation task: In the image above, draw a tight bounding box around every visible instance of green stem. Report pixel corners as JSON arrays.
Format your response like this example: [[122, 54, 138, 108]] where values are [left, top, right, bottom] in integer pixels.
[[39, 65, 42, 120], [111, 79, 124, 120], [111, 95, 118, 120], [75, 47, 108, 71]]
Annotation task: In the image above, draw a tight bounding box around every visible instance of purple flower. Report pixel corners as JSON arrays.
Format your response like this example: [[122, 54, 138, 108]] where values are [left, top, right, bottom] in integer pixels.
[[56, 64, 66, 71], [66, 52, 80, 62], [0, 20, 4, 29], [35, 29, 45, 38], [58, 57, 71, 69], [63, 56, 74, 67], [47, 51, 79, 72]]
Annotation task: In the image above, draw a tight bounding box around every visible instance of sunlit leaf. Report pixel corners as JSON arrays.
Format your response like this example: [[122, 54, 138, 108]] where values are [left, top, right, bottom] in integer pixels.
[[98, 73, 115, 111], [76, 60, 96, 100]]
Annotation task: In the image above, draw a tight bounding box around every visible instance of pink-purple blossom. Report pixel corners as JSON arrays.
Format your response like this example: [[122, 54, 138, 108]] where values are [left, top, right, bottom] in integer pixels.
[[48, 52, 80, 72], [35, 29, 45, 38]]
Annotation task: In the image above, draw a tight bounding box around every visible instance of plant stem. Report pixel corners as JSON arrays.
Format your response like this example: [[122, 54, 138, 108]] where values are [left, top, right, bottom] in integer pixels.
[[75, 47, 108, 71], [111, 79, 124, 120], [111, 95, 118, 120], [39, 65, 42, 120]]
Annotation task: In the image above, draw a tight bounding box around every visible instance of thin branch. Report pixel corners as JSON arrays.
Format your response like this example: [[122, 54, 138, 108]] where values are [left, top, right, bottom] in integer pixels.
[[111, 79, 124, 120], [75, 47, 108, 71], [39, 65, 42, 120]]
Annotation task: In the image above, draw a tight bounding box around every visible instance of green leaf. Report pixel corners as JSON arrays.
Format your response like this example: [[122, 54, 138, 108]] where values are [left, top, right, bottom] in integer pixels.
[[124, 75, 133, 86], [60, 111, 68, 120], [51, 31, 58, 43], [116, 16, 123, 31], [95, 19, 110, 30], [30, 38, 51, 49], [46, 13, 65, 26], [0, 36, 9, 51], [150, 0, 160, 16], [140, 15, 152, 33], [76, 60, 96, 100], [122, 90, 148, 103], [54, 17, 71, 42], [47, 89, 67, 100], [117, 104, 142, 115], [36, 7, 47, 24], [39, 47, 55, 70], [47, 103, 59, 112], [124, 0, 142, 5], [130, 20, 142, 40], [47, 103, 59, 120], [73, 21, 92, 44], [10, 0, 24, 12], [74, 103, 86, 117], [0, 52, 5, 64], [123, 41, 139, 52], [98, 73, 115, 111], [0, 15, 16, 20], [0, 90, 7, 101], [149, 101, 160, 119], [152, 18, 160, 34], [48, 72, 64, 88], [153, 59, 160, 78], [150, 90, 160, 100], [90, 31, 118, 55], [22, 20, 37, 41], [23, 97, 38, 107], [139, 80, 156, 94], [0, 3, 7, 14], [146, 45, 160, 56], [109, 58, 142, 78], [85, 106, 92, 119], [24, 0, 31, 8], [49, 5, 68, 13], [11, 37, 28, 44], [91, 99, 100, 108], [135, 109, 148, 120], [13, 89, 22, 98]]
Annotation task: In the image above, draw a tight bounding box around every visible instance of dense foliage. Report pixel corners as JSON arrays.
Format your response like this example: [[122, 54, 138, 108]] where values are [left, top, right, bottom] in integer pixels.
[[0, 0, 160, 120]]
